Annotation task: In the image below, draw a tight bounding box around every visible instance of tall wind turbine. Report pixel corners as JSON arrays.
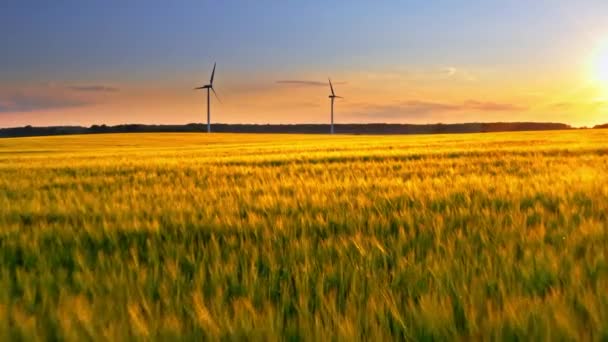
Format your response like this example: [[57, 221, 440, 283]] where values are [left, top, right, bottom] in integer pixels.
[[194, 63, 220, 133], [328, 78, 343, 134]]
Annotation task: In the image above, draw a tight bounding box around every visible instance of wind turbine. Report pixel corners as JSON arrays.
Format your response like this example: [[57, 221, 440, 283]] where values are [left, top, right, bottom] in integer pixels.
[[194, 63, 220, 133], [328, 78, 343, 134]]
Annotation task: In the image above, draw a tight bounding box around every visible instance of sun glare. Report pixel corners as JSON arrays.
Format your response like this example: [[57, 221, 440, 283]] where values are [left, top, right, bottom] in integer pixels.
[[591, 42, 608, 89]]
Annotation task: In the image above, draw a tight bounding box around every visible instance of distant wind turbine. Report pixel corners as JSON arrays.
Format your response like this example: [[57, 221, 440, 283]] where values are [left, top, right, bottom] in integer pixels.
[[194, 63, 220, 133], [328, 78, 343, 134]]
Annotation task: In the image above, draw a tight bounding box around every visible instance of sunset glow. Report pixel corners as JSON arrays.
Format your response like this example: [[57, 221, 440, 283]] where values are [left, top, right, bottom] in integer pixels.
[[0, 1, 607, 128], [591, 42, 608, 93]]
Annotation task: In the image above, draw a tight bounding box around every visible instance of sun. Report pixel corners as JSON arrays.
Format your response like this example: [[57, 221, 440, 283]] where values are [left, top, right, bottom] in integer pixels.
[[591, 43, 608, 88]]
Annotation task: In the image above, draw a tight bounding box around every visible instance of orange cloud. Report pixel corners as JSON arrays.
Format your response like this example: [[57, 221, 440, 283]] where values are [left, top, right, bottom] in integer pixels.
[[349, 99, 526, 120], [276, 80, 347, 87], [68, 85, 119, 92]]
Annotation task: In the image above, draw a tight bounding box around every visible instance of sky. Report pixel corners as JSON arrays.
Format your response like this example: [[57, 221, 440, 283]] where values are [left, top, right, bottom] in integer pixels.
[[1, 0, 608, 128]]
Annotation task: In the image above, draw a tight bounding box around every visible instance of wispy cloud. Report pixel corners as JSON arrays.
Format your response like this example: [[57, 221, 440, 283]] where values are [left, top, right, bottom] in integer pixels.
[[462, 100, 525, 111], [0, 93, 89, 113], [394, 101, 459, 114], [360, 66, 478, 82], [351, 99, 526, 119], [442, 67, 458, 77], [440, 66, 477, 81], [68, 85, 119, 92], [550, 102, 571, 109], [353, 103, 435, 120], [276, 80, 345, 87], [548, 100, 607, 110]]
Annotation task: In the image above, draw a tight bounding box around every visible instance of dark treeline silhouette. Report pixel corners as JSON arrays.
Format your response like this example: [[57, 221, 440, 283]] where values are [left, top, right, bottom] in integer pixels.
[[0, 122, 582, 138], [595, 123, 608, 129]]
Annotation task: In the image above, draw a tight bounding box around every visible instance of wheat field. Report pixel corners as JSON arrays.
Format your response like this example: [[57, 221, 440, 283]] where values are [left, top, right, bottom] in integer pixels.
[[0, 130, 607, 340]]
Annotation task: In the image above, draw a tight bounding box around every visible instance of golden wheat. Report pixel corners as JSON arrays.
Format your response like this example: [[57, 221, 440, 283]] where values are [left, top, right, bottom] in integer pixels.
[[0, 130, 607, 340]]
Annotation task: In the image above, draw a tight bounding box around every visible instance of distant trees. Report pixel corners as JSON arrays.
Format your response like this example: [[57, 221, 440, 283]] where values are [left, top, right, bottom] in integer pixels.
[[0, 122, 581, 138], [90, 124, 109, 133]]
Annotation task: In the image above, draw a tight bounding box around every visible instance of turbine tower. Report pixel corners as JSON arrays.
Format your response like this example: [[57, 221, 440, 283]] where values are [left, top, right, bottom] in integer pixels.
[[194, 63, 220, 133], [328, 78, 343, 134]]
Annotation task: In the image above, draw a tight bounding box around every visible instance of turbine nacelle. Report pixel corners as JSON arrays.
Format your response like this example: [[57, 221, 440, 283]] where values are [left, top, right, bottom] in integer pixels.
[[328, 78, 343, 99], [194, 63, 217, 90]]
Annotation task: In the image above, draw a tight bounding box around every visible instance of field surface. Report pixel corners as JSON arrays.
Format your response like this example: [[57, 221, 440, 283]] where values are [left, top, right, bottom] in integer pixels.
[[1, 130, 607, 340]]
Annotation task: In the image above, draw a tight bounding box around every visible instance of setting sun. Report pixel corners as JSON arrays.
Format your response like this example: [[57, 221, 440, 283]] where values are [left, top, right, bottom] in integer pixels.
[[591, 42, 608, 89]]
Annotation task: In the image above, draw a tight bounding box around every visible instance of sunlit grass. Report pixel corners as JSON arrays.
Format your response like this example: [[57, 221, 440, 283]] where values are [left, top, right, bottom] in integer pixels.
[[0, 130, 607, 339]]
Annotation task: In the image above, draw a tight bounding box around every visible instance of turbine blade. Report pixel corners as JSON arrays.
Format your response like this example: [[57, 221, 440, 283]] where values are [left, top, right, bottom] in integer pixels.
[[335, 96, 344, 99], [211, 87, 222, 103], [194, 86, 205, 90], [329, 78, 335, 96], [210, 62, 216, 85]]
